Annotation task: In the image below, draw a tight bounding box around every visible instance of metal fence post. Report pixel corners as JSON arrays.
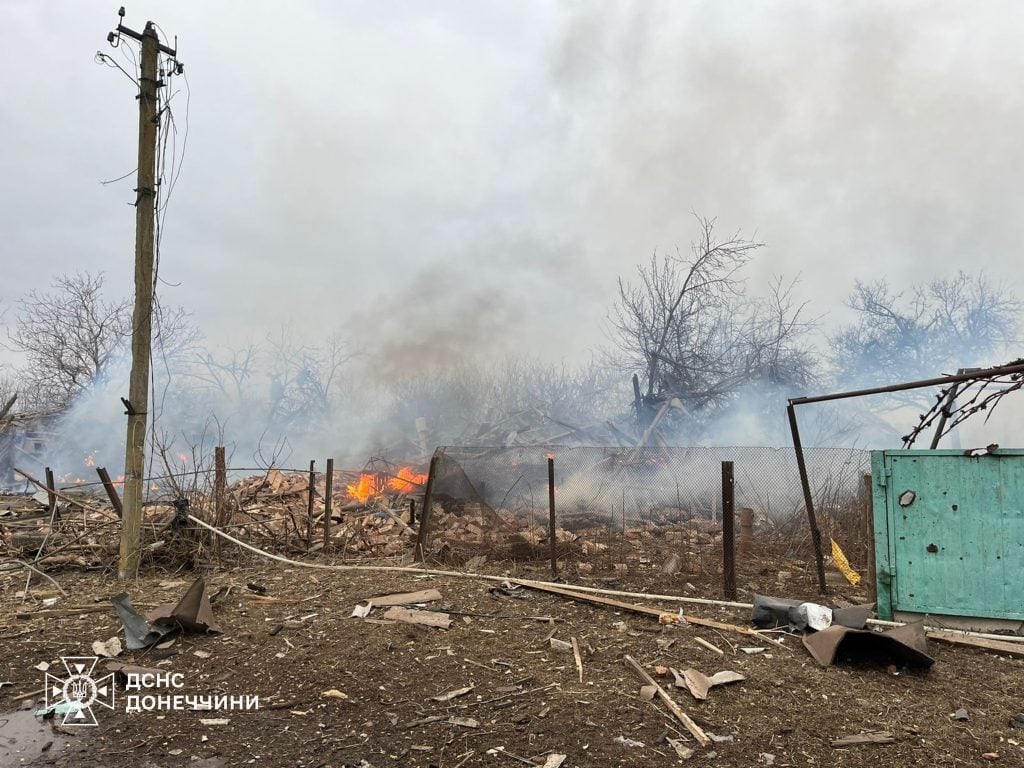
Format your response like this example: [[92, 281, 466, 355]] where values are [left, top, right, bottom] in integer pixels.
[[548, 454, 557, 576], [722, 461, 736, 600]]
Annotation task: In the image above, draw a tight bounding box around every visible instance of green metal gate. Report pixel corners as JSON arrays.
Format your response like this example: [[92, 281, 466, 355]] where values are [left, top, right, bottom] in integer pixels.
[[872, 449, 1024, 621]]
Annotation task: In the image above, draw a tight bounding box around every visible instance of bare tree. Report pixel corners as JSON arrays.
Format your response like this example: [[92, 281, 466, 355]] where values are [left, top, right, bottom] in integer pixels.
[[265, 328, 355, 427], [830, 272, 1021, 407], [7, 272, 198, 413], [188, 344, 260, 408], [8, 273, 130, 407], [610, 217, 817, 436]]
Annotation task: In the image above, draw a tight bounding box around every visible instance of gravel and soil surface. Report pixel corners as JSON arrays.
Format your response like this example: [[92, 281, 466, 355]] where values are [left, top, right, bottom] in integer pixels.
[[2, 553, 1022, 768]]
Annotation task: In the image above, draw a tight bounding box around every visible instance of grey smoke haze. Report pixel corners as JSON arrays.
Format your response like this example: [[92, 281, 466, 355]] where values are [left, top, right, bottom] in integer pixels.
[[2, 1, 1024, 455]]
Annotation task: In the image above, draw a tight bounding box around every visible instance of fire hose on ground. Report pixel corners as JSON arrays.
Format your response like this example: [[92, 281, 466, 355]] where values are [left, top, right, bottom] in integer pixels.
[[186, 514, 1024, 644]]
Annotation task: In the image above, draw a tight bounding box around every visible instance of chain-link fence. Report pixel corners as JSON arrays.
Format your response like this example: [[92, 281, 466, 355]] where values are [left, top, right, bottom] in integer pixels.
[[420, 445, 872, 575]]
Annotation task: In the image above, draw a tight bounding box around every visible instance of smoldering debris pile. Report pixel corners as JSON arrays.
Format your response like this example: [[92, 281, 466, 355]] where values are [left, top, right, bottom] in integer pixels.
[[1, 463, 731, 573], [0, 489, 176, 569]]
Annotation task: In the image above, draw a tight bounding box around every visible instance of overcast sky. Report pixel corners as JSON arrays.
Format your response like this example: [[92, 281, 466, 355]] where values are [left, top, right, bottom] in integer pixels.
[[2, 1, 1023, 373]]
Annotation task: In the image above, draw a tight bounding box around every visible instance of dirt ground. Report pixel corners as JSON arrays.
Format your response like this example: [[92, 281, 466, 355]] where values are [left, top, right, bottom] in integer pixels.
[[2, 551, 1022, 768]]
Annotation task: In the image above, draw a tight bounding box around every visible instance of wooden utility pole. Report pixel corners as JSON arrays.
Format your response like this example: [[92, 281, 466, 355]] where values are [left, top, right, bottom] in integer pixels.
[[113, 18, 176, 579]]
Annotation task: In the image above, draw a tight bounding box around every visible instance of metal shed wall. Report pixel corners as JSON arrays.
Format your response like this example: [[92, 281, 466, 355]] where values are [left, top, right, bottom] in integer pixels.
[[872, 449, 1024, 622]]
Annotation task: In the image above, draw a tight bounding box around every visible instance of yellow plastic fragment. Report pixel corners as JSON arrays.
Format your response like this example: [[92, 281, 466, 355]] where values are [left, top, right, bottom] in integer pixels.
[[830, 537, 861, 586]]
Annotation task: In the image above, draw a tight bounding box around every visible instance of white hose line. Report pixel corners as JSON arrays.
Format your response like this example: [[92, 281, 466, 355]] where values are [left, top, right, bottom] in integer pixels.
[[188, 515, 1024, 644]]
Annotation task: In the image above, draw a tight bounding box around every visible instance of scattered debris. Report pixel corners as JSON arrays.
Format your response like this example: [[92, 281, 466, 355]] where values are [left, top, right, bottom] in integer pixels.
[[540, 755, 567, 768], [148, 578, 223, 633], [927, 631, 1024, 659], [623, 655, 711, 748], [351, 602, 373, 619], [34, 662, 49, 672], [513, 580, 788, 650], [365, 588, 442, 606], [752, 594, 871, 632], [741, 647, 766, 655], [321, 689, 348, 699], [613, 735, 645, 748], [431, 686, 473, 702], [952, 708, 969, 721], [695, 637, 724, 656], [667, 738, 695, 759], [380, 606, 452, 629], [672, 668, 745, 700], [639, 685, 657, 702], [91, 637, 122, 658], [831, 731, 896, 747], [448, 717, 480, 728], [803, 622, 933, 669], [549, 638, 572, 651], [1012, 713, 1024, 730], [981, 753, 999, 761], [829, 538, 862, 586], [199, 718, 230, 726], [112, 578, 222, 650]]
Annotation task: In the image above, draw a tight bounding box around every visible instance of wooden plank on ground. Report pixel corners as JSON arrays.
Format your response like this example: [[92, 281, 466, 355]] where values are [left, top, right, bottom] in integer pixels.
[[367, 589, 443, 607], [381, 606, 452, 629], [927, 630, 1024, 658], [513, 579, 789, 651]]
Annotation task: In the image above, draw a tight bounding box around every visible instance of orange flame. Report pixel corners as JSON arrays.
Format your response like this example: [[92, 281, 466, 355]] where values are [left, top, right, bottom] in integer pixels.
[[346, 466, 427, 503], [388, 466, 428, 493], [85, 454, 96, 467], [346, 474, 380, 504], [178, 453, 188, 463]]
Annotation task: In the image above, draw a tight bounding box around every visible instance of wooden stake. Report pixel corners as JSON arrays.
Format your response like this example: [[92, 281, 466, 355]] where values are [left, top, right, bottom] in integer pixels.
[[571, 636, 583, 683], [214, 447, 227, 525], [43, 467, 57, 516], [323, 458, 334, 549], [306, 460, 316, 549], [96, 467, 124, 518], [414, 454, 439, 562]]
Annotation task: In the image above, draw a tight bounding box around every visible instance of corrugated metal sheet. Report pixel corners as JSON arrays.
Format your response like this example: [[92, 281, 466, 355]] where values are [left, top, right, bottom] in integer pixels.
[[872, 449, 1024, 621]]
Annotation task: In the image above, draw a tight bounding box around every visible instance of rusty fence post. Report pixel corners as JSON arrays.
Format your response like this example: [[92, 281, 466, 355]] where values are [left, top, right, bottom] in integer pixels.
[[214, 447, 227, 525], [788, 403, 827, 594], [44, 467, 57, 517], [323, 458, 334, 549], [213, 447, 227, 559], [96, 467, 124, 518], [414, 453, 439, 562], [722, 460, 736, 600], [548, 454, 557, 577]]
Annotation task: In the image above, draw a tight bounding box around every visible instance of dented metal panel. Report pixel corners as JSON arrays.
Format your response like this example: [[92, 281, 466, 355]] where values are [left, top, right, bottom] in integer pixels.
[[873, 449, 1024, 622]]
